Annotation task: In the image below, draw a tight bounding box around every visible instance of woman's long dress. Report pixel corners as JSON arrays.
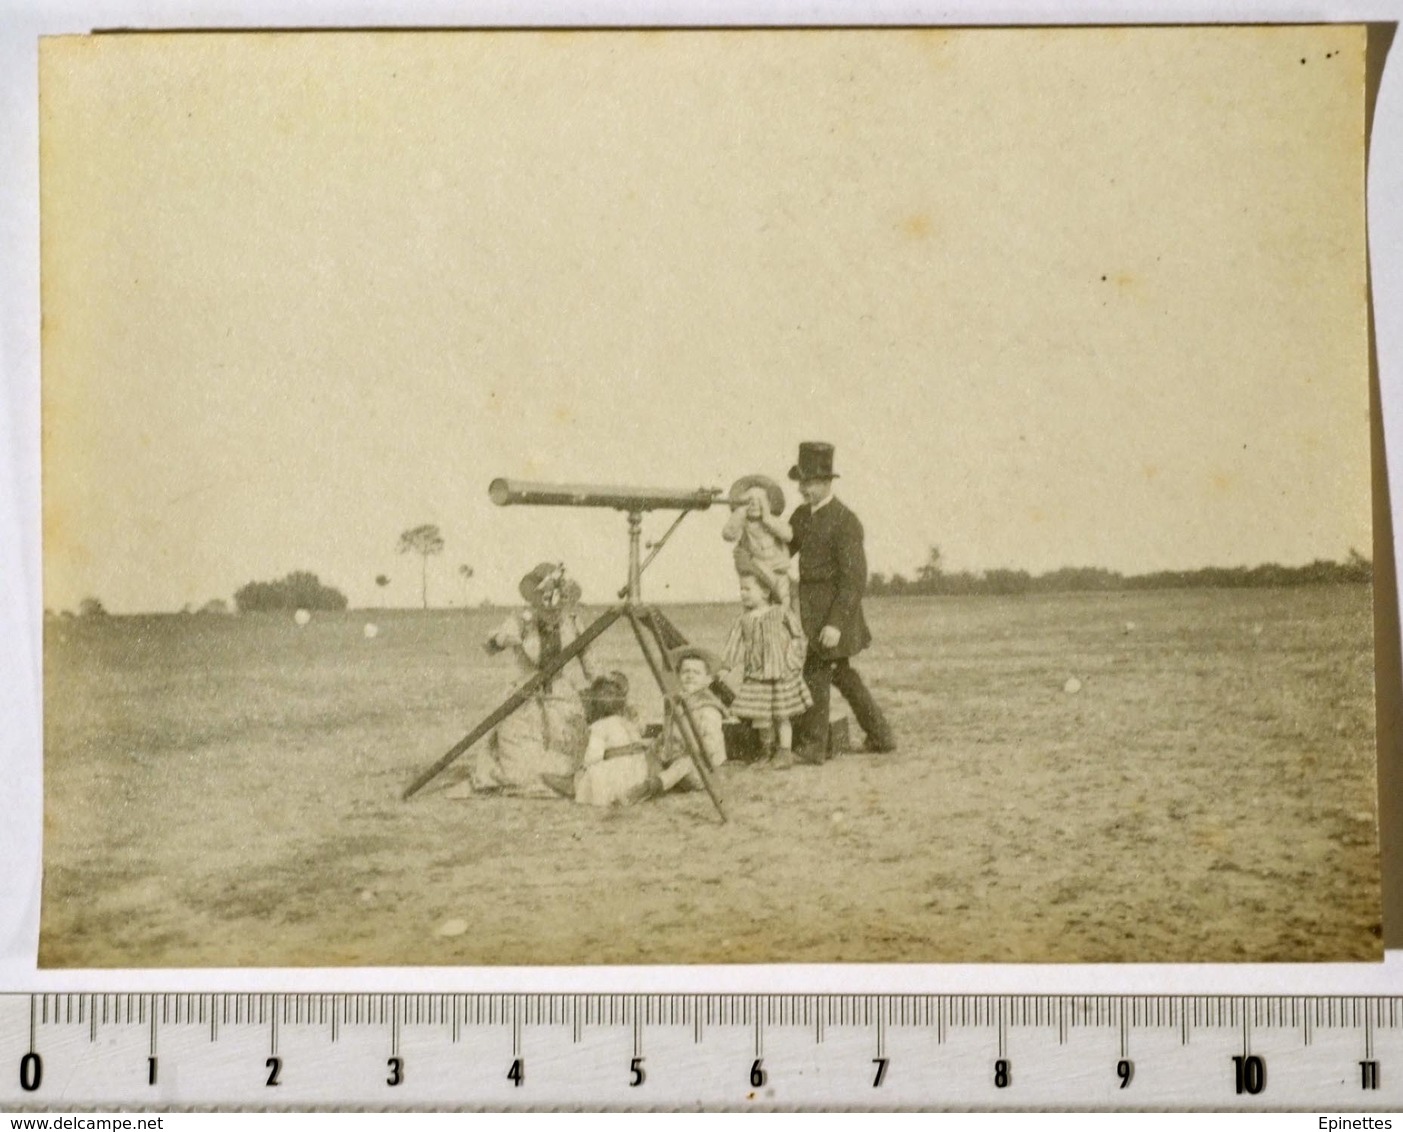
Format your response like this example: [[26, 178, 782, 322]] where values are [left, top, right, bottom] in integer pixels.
[[463, 609, 588, 797]]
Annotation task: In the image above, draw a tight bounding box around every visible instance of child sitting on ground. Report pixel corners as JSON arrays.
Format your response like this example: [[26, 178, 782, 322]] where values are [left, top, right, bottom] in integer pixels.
[[542, 673, 693, 806], [666, 644, 731, 773]]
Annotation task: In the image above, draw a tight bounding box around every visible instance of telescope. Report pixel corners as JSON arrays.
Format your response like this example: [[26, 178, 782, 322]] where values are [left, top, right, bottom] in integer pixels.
[[489, 478, 722, 512], [490, 477, 724, 603]]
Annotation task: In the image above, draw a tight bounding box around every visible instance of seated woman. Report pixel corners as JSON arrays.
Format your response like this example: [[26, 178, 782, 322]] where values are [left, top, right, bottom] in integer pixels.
[[458, 563, 592, 798], [543, 673, 694, 806]]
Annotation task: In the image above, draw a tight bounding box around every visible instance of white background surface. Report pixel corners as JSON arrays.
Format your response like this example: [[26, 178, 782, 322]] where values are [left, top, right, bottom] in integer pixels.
[[2, 0, 1402, 1003]]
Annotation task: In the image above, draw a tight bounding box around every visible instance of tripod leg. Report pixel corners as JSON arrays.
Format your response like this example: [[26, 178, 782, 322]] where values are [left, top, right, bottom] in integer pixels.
[[641, 606, 697, 761], [636, 607, 704, 771], [626, 608, 727, 822], [643, 609, 725, 775], [627, 608, 723, 814], [647, 607, 689, 652], [402, 605, 623, 800], [641, 607, 716, 770]]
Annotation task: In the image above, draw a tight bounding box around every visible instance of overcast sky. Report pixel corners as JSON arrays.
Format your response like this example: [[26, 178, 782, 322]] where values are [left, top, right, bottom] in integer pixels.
[[39, 26, 1371, 612]]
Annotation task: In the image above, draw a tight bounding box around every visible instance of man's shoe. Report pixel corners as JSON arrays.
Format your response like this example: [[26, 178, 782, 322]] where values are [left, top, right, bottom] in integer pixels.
[[541, 773, 576, 799], [770, 749, 796, 770], [863, 735, 897, 754], [792, 745, 828, 766]]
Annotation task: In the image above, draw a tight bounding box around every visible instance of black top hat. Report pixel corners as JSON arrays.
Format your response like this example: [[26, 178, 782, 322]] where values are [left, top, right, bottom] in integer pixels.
[[788, 441, 840, 482]]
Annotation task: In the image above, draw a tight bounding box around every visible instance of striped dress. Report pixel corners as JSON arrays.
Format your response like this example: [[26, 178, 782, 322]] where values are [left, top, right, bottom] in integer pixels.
[[723, 605, 813, 723]]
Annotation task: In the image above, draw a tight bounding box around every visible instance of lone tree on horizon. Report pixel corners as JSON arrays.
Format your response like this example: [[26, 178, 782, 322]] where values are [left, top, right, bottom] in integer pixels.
[[398, 525, 445, 609], [917, 545, 944, 584], [458, 563, 474, 607]]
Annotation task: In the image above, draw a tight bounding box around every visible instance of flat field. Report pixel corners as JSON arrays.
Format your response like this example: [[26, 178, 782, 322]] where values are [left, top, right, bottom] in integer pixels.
[[40, 586, 1380, 965]]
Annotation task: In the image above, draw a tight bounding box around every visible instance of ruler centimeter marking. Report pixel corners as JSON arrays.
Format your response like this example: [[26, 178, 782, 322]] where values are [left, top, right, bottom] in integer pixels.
[[6, 993, 1403, 1108]]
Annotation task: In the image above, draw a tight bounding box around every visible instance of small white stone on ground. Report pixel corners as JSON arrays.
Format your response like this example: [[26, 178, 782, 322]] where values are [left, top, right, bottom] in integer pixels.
[[831, 810, 846, 825], [364, 623, 379, 639], [1063, 677, 1083, 694], [436, 918, 468, 938], [293, 608, 311, 626]]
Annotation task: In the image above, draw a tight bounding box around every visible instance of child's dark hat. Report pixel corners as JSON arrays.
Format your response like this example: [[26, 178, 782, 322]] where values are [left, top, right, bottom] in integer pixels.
[[788, 441, 840, 482]]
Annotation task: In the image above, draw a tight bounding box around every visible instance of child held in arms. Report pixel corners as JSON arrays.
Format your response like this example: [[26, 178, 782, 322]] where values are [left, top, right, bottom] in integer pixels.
[[722, 474, 794, 609], [720, 567, 812, 769]]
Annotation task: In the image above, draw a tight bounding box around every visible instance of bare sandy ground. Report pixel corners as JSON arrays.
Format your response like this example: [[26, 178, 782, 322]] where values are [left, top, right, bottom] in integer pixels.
[[39, 587, 1380, 966]]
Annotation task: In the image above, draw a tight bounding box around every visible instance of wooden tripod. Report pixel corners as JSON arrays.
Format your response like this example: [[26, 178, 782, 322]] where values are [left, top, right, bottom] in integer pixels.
[[401, 508, 727, 822]]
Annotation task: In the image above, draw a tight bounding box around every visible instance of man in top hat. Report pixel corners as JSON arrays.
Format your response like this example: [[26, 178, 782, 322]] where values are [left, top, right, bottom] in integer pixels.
[[787, 441, 896, 760]]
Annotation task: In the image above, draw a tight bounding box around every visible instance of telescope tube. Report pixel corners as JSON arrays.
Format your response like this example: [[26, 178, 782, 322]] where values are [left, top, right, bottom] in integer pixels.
[[489, 478, 721, 512]]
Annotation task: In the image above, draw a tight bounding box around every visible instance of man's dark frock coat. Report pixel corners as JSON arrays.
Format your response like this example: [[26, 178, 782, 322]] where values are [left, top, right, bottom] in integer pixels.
[[789, 497, 872, 659]]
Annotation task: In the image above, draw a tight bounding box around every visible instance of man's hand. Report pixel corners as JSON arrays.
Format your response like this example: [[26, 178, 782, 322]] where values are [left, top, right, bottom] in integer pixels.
[[819, 625, 841, 649]]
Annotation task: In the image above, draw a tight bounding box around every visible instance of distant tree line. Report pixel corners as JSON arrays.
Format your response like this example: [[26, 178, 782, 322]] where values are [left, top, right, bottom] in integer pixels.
[[43, 597, 110, 618], [218, 520, 472, 616], [234, 571, 349, 613], [869, 547, 1373, 597]]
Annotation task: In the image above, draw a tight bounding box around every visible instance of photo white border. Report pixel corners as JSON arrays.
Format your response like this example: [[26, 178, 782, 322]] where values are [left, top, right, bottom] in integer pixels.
[[2, 0, 1401, 998]]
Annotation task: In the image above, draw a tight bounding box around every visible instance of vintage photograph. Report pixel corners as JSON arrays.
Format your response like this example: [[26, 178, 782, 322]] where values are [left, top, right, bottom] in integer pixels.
[[38, 25, 1379, 965]]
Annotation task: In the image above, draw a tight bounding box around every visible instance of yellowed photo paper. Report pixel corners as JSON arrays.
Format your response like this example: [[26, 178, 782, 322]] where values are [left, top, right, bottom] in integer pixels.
[[39, 26, 1379, 965]]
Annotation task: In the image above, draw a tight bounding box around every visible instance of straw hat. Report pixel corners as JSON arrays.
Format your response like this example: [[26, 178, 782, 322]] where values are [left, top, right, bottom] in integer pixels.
[[667, 643, 724, 675], [728, 474, 786, 516]]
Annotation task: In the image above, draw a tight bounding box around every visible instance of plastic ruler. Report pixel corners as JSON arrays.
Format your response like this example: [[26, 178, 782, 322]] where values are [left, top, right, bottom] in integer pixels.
[[3, 992, 1403, 1109]]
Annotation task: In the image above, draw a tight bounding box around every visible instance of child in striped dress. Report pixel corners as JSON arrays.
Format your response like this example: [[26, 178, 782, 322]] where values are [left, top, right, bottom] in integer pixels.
[[721, 568, 813, 768]]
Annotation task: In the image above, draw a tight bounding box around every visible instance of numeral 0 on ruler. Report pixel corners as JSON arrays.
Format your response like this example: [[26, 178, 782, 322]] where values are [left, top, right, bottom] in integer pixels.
[[2, 994, 1400, 1108]]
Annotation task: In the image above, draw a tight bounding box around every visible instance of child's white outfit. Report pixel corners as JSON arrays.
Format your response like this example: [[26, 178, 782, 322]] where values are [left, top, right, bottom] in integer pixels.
[[723, 605, 812, 723], [572, 713, 698, 806], [722, 508, 793, 605], [573, 714, 652, 806]]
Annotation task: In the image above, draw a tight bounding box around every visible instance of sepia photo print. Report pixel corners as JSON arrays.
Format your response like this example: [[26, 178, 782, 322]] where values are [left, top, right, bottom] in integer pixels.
[[38, 25, 1381, 965]]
